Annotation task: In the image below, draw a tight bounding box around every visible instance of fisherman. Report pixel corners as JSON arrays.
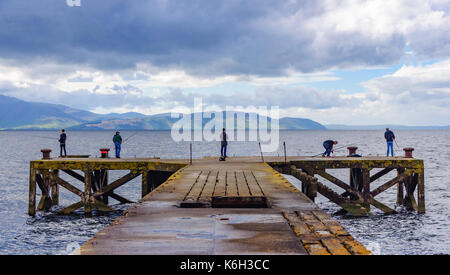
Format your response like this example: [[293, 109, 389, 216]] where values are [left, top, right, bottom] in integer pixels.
[[322, 140, 338, 157], [59, 129, 67, 157], [220, 128, 228, 160], [384, 128, 396, 157], [113, 131, 122, 158]]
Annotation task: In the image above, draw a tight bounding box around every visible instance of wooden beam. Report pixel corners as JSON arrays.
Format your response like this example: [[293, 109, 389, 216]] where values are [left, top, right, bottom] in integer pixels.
[[417, 169, 425, 213], [36, 174, 47, 195], [370, 172, 410, 197], [54, 176, 84, 197], [62, 169, 85, 182], [37, 171, 52, 211], [315, 170, 362, 199], [362, 169, 370, 210], [89, 198, 115, 212], [141, 170, 149, 198], [286, 166, 318, 200], [83, 169, 92, 215], [28, 166, 36, 216], [93, 172, 140, 198], [50, 170, 59, 206], [57, 201, 83, 215], [370, 168, 394, 182], [370, 197, 397, 214], [101, 170, 109, 204], [396, 169, 404, 206], [316, 182, 368, 216], [108, 192, 133, 204]]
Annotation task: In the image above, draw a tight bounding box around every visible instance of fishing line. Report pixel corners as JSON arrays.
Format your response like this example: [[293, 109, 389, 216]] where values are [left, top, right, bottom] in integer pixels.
[[30, 134, 58, 140], [310, 143, 357, 157], [122, 131, 140, 144]]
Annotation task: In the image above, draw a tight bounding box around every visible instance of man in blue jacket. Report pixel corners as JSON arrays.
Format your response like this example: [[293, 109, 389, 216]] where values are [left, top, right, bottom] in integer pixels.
[[384, 128, 395, 157], [322, 140, 338, 157]]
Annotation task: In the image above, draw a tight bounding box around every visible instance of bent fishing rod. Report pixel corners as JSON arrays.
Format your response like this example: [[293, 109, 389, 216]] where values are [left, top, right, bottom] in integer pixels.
[[122, 131, 140, 144], [310, 143, 357, 157], [394, 139, 400, 149]]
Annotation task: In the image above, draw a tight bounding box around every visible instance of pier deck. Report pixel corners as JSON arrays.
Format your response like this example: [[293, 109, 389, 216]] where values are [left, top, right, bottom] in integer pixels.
[[77, 158, 370, 255], [28, 155, 425, 255]]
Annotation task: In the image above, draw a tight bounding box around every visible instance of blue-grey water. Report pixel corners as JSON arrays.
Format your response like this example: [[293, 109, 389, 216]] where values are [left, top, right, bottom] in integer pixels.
[[0, 130, 448, 255]]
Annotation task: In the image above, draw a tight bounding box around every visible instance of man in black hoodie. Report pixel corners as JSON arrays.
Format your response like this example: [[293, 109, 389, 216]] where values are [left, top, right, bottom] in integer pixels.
[[59, 129, 67, 157]]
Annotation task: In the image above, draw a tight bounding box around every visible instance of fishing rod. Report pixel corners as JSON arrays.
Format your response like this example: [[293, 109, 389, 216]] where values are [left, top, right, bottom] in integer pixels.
[[310, 143, 357, 157], [394, 139, 400, 149], [122, 131, 140, 144], [31, 134, 58, 141]]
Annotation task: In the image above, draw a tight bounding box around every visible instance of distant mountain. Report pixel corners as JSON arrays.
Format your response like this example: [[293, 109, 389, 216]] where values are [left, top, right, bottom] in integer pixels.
[[0, 95, 326, 130], [279, 117, 326, 130], [326, 124, 450, 130], [0, 94, 149, 129], [72, 112, 327, 130]]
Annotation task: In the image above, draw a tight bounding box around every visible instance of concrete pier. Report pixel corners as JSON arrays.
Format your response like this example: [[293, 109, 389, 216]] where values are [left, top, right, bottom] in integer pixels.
[[77, 158, 369, 255], [28, 155, 425, 255]]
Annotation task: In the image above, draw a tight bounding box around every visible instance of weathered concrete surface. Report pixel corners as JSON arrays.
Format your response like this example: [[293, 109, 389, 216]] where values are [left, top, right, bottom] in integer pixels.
[[79, 158, 370, 255]]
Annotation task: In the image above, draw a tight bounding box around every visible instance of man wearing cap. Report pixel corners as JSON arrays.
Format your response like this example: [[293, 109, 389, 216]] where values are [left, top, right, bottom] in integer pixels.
[[113, 131, 122, 158]]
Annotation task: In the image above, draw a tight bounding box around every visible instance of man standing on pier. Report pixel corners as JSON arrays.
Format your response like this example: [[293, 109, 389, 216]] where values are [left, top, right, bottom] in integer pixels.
[[220, 128, 228, 160], [322, 140, 338, 157], [385, 128, 396, 157], [113, 131, 122, 158], [59, 129, 67, 157]]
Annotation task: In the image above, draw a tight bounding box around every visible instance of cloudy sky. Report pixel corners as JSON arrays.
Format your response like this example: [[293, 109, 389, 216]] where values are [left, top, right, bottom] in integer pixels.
[[0, 0, 449, 125]]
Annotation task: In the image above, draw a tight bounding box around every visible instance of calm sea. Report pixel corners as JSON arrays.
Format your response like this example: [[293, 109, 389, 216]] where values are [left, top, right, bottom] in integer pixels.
[[0, 130, 448, 254]]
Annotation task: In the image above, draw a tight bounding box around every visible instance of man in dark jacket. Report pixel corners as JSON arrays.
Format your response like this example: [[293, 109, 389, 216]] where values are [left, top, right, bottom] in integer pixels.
[[220, 128, 228, 159], [384, 128, 395, 156], [59, 129, 67, 157], [322, 140, 338, 157], [113, 131, 122, 158]]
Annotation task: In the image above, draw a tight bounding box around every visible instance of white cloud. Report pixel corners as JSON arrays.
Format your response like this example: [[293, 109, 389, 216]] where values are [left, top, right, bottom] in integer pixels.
[[0, 1, 450, 125]]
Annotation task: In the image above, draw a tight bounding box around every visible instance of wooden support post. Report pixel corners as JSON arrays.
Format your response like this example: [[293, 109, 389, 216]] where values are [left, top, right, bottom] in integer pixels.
[[37, 170, 53, 211], [50, 170, 59, 206], [101, 170, 109, 204], [142, 170, 149, 198], [307, 171, 318, 202], [417, 168, 425, 214], [362, 168, 370, 211], [28, 165, 36, 216], [83, 168, 92, 215], [396, 168, 404, 206]]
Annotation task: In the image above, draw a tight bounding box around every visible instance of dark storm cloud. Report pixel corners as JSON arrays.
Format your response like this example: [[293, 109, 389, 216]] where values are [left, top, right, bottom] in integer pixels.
[[0, 0, 449, 76]]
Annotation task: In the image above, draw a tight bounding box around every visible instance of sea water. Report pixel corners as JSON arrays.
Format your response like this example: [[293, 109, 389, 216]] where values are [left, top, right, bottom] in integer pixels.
[[0, 130, 448, 254]]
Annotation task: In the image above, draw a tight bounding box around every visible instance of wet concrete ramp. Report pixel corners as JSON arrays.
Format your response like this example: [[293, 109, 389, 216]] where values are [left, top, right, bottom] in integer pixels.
[[79, 159, 370, 255]]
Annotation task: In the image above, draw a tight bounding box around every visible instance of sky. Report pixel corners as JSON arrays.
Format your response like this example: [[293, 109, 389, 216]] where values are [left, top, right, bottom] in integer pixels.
[[0, 0, 449, 125]]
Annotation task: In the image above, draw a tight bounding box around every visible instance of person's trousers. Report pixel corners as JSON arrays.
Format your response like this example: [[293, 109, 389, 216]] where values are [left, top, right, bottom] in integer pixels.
[[323, 143, 332, 157], [115, 142, 121, 158], [387, 141, 394, 156], [221, 145, 227, 157], [60, 144, 66, 157]]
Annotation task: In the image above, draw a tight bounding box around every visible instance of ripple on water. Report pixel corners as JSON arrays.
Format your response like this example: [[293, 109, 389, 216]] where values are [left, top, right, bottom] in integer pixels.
[[0, 130, 449, 254]]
